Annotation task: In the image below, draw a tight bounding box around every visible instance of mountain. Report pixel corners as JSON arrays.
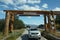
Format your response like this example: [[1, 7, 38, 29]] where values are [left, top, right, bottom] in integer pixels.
[[25, 24, 39, 28]]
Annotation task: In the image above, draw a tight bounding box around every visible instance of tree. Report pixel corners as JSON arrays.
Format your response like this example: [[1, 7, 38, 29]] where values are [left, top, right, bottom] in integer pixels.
[[55, 15, 60, 24], [0, 19, 5, 32], [26, 25, 30, 28], [14, 15, 25, 29], [55, 15, 60, 30], [0, 14, 25, 32], [38, 24, 44, 29]]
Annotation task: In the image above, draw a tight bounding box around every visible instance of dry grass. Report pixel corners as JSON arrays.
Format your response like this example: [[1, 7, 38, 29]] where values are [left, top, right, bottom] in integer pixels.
[[6, 28, 24, 40], [51, 32, 60, 38], [0, 32, 4, 40], [40, 29, 45, 32]]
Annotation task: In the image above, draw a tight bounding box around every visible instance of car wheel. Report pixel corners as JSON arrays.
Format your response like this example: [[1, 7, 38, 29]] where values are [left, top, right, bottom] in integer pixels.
[[38, 38, 41, 40], [28, 38, 31, 40], [38, 39, 40, 40]]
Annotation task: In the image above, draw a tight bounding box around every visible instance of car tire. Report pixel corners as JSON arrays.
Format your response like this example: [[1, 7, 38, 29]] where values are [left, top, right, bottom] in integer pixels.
[[28, 38, 31, 40], [38, 38, 41, 40], [38, 39, 40, 40]]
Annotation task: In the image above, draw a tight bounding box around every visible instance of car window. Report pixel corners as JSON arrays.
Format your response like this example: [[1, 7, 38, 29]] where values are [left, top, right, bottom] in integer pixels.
[[30, 29, 38, 31]]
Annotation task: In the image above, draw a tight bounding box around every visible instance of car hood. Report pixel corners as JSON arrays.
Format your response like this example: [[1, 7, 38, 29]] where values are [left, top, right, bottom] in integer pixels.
[[29, 31, 40, 33]]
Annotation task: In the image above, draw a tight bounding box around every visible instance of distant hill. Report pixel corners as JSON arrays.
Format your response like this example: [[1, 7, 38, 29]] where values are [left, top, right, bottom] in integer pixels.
[[25, 24, 45, 29], [25, 24, 39, 28]]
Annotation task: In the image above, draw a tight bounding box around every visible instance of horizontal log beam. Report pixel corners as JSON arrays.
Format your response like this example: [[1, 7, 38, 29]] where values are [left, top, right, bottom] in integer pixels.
[[4, 10, 51, 14], [4, 10, 60, 15]]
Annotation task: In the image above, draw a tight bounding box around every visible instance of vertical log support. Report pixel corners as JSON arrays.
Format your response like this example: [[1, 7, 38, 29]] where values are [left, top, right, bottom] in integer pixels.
[[48, 14, 52, 32], [44, 14, 48, 32], [50, 14, 52, 32], [52, 14, 56, 32], [10, 13, 14, 33], [4, 11, 10, 37]]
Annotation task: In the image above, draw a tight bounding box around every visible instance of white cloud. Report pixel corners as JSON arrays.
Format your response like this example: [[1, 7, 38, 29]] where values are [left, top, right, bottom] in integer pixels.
[[27, 16, 31, 18], [0, 0, 14, 5], [33, 22, 38, 25], [0, 0, 42, 10], [14, 0, 26, 5], [27, 0, 41, 4], [52, 7, 60, 11], [34, 5, 40, 9], [14, 8, 18, 10], [14, 0, 41, 4], [0, 11, 3, 13], [0, 0, 41, 5], [0, 10, 5, 14], [0, 10, 5, 19], [18, 5, 41, 10], [42, 3, 48, 8], [0, 5, 9, 8]]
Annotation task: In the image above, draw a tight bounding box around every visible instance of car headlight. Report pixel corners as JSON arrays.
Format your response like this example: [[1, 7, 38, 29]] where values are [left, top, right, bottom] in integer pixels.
[[38, 33, 41, 35]]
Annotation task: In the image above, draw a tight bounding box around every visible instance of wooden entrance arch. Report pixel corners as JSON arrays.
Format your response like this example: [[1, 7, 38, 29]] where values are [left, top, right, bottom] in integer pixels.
[[4, 10, 59, 37]]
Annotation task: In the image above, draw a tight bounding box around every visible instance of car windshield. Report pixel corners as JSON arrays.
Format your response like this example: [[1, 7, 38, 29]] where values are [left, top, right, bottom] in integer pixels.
[[30, 29, 38, 31]]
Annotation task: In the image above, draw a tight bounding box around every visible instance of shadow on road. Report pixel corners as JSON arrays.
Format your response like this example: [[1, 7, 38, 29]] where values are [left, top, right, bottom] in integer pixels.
[[21, 34, 38, 40]]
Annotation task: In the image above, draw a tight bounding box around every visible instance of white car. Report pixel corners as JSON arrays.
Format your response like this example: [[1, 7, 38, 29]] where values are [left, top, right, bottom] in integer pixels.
[[28, 28, 41, 40]]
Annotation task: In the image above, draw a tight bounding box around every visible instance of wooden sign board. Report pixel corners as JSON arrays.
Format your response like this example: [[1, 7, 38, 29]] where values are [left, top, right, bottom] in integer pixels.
[[19, 12, 40, 16]]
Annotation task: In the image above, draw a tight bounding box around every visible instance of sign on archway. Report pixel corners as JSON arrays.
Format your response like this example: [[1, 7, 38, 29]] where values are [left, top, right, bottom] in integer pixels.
[[19, 12, 40, 16]]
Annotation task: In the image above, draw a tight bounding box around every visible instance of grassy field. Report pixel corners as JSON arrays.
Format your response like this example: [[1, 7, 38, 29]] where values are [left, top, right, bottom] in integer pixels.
[[0, 32, 4, 40], [40, 29, 45, 32], [40, 28, 60, 38], [6, 28, 24, 40], [51, 32, 60, 38]]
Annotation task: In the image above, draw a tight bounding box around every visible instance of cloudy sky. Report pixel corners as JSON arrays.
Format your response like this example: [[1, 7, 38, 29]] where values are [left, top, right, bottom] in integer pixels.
[[0, 0, 60, 25]]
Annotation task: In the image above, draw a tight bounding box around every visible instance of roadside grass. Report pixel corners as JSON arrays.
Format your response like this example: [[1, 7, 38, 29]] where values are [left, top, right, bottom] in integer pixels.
[[40, 29, 44, 32], [52, 24, 60, 37], [51, 32, 60, 38], [0, 32, 4, 40], [44, 30, 60, 38], [6, 28, 24, 40]]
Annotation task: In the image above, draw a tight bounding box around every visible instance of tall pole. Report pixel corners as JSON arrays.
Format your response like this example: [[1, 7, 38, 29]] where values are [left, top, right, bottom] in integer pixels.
[[48, 14, 52, 32], [9, 13, 14, 33], [52, 14, 56, 32], [44, 14, 48, 32], [4, 11, 10, 37]]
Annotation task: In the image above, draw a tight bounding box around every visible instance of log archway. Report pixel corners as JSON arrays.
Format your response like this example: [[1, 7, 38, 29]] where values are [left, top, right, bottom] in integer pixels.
[[4, 10, 59, 37]]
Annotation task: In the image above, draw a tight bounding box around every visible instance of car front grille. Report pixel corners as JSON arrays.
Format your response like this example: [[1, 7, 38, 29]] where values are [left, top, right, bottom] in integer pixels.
[[31, 33, 38, 34]]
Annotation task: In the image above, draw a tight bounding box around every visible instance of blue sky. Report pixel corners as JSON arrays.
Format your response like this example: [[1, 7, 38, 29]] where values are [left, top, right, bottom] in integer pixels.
[[0, 0, 60, 25]]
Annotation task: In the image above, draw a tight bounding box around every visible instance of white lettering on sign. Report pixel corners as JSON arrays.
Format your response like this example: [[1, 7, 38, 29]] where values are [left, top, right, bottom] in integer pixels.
[[24, 12, 37, 15]]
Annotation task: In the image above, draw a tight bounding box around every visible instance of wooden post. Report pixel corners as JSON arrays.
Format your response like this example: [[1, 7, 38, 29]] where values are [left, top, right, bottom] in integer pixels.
[[9, 13, 14, 33], [4, 12, 10, 37], [44, 14, 48, 32], [48, 14, 52, 32], [50, 14, 53, 32], [52, 14, 56, 32]]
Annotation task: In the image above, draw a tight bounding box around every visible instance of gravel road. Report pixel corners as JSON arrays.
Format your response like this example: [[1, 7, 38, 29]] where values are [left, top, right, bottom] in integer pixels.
[[16, 29, 47, 40]]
